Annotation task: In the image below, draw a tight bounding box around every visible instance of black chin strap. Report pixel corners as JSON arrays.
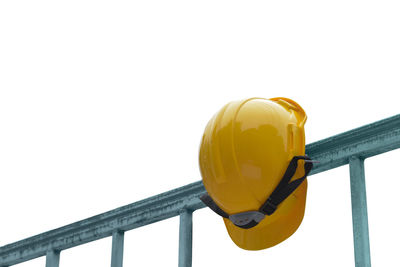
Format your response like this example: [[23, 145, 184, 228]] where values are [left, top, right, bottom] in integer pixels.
[[259, 155, 313, 215], [200, 194, 229, 219], [200, 155, 314, 229]]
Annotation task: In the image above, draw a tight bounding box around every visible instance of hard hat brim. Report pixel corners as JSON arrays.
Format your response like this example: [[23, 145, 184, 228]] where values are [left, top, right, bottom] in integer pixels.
[[223, 180, 307, 250]]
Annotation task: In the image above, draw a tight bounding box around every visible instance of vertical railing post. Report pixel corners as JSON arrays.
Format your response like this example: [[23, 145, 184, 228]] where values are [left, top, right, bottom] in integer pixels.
[[45, 250, 60, 267], [111, 230, 125, 267], [349, 156, 371, 267], [178, 209, 193, 267]]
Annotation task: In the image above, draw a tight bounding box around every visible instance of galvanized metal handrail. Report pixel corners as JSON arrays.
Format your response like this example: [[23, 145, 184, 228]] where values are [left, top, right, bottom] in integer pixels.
[[1, 114, 400, 267]]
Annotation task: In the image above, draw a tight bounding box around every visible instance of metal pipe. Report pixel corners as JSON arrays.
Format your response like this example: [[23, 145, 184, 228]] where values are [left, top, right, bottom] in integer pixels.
[[349, 157, 371, 267], [111, 231, 124, 267], [45, 250, 60, 267], [178, 210, 193, 267]]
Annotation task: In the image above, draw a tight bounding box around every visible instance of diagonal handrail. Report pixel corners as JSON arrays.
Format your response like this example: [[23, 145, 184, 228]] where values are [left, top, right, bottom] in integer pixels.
[[1, 114, 400, 267]]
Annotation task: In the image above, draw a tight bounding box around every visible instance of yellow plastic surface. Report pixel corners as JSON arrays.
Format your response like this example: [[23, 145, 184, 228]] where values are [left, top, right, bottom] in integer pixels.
[[199, 97, 308, 250]]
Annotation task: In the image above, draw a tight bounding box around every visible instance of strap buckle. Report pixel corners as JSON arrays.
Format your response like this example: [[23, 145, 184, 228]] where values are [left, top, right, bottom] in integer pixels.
[[259, 198, 277, 215]]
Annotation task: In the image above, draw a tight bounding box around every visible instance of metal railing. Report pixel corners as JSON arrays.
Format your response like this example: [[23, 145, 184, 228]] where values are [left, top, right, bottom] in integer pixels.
[[2, 114, 400, 267]]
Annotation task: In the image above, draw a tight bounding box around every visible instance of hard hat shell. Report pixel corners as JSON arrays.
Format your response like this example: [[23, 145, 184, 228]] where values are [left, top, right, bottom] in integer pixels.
[[199, 97, 307, 250]]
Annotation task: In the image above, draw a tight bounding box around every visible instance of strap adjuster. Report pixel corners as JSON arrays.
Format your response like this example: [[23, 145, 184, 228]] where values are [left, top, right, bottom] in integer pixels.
[[259, 198, 277, 215]]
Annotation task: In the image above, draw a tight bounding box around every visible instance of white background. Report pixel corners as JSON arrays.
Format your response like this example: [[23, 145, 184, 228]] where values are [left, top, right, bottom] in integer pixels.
[[1, 1, 400, 266]]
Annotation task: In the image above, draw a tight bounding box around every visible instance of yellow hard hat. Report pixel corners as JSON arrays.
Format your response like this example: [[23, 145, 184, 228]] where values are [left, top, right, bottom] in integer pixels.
[[199, 97, 313, 250]]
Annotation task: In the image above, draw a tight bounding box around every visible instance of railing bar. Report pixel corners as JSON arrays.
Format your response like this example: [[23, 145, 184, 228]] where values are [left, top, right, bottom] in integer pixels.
[[3, 114, 400, 266], [45, 250, 60, 267], [111, 231, 124, 267], [349, 157, 371, 267], [178, 210, 193, 267]]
